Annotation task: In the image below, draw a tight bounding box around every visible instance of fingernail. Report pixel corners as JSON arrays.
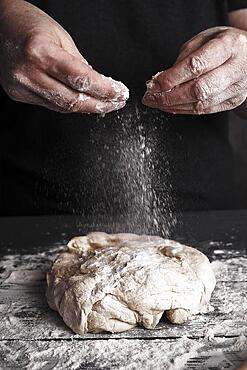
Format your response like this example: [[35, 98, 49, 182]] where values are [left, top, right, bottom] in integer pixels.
[[154, 71, 162, 79], [117, 82, 129, 101], [95, 100, 126, 115], [146, 80, 155, 89], [153, 71, 173, 93], [78, 93, 90, 102], [105, 77, 129, 101], [95, 102, 105, 114], [146, 79, 161, 93], [68, 75, 91, 92], [112, 100, 126, 111]]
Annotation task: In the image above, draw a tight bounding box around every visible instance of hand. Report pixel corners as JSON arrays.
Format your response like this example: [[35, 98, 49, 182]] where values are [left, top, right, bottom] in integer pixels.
[[143, 27, 247, 115], [0, 0, 129, 114]]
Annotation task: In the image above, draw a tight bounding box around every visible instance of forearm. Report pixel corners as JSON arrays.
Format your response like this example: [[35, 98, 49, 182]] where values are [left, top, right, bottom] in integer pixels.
[[0, 0, 48, 36], [229, 9, 247, 118], [0, 0, 25, 21], [0, 0, 35, 86], [229, 9, 247, 30]]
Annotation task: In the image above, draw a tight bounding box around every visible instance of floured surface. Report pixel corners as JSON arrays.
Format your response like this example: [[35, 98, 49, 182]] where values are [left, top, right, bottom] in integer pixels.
[[0, 336, 246, 370], [0, 243, 247, 369]]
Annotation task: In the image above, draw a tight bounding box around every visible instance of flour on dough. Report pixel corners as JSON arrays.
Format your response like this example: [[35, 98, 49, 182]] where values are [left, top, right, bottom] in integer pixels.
[[46, 233, 216, 334]]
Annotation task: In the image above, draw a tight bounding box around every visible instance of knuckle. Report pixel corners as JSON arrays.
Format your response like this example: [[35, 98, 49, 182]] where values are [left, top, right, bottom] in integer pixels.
[[218, 29, 232, 44], [71, 74, 92, 92], [232, 31, 246, 45], [3, 70, 24, 100], [220, 96, 243, 111], [232, 81, 245, 93], [193, 80, 210, 101], [193, 101, 205, 114], [160, 92, 173, 106], [157, 72, 173, 90], [23, 35, 44, 64], [221, 101, 234, 111], [219, 29, 245, 47], [9, 69, 33, 93], [238, 34, 247, 46], [189, 55, 207, 76], [10, 68, 23, 84], [4, 85, 19, 101], [64, 95, 85, 113], [230, 96, 246, 107], [54, 104, 70, 114]]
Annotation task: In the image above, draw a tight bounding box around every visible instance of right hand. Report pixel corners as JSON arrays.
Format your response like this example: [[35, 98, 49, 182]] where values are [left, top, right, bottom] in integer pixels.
[[0, 0, 129, 114]]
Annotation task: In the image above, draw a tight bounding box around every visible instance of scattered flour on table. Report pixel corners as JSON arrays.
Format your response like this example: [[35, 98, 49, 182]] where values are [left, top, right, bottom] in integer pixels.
[[0, 247, 247, 369], [0, 336, 247, 370]]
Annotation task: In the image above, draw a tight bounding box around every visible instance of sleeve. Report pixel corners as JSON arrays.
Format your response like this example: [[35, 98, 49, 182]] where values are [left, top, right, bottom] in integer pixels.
[[228, 0, 247, 11]]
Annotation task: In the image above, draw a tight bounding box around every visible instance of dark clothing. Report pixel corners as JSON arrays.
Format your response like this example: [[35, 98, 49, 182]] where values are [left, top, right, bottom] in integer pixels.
[[0, 1, 246, 216]]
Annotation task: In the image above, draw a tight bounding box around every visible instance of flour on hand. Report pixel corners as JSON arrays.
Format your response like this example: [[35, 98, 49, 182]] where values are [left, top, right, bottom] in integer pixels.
[[46, 233, 216, 334]]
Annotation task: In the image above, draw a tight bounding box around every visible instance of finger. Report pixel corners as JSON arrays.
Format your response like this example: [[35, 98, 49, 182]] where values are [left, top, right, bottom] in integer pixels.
[[14, 70, 126, 114], [143, 80, 197, 107], [58, 31, 90, 64], [152, 38, 232, 92], [34, 76, 127, 114], [38, 44, 129, 102], [176, 27, 228, 64], [196, 80, 247, 110], [150, 94, 246, 115], [5, 83, 61, 111], [145, 28, 229, 93], [143, 79, 247, 114], [7, 81, 79, 112], [180, 95, 246, 114], [144, 59, 243, 107], [236, 361, 247, 370]]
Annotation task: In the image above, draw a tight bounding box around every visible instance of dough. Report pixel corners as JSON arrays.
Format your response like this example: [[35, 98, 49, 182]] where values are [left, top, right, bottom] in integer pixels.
[[46, 232, 216, 334]]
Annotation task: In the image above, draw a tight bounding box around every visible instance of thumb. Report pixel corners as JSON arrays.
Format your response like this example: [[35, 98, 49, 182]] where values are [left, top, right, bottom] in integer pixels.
[[59, 30, 90, 66], [175, 27, 227, 65]]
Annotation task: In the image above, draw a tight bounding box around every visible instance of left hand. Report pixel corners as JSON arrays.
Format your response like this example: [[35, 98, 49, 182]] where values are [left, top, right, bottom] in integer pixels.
[[143, 27, 247, 115]]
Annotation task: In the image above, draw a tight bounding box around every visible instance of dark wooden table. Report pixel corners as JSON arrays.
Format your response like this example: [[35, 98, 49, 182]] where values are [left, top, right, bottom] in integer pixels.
[[0, 211, 247, 369]]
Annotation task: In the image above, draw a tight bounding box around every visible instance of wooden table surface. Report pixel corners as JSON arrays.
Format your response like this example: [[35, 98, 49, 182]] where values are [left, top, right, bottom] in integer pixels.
[[0, 210, 247, 369]]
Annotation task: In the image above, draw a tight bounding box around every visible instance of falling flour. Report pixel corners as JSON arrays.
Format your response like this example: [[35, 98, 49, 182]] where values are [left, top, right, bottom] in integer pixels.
[[40, 99, 177, 237], [93, 104, 177, 237], [116, 105, 177, 237]]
